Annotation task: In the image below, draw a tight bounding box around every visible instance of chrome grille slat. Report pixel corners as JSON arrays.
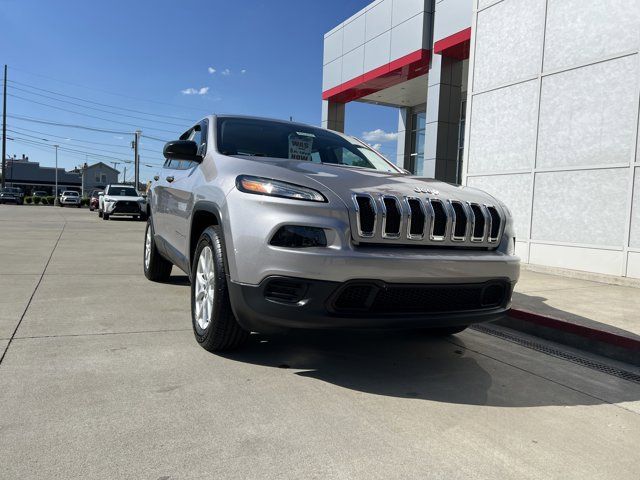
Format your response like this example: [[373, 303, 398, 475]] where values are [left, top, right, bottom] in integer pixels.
[[352, 194, 377, 237], [486, 205, 502, 243], [469, 203, 488, 242], [405, 196, 428, 240], [381, 195, 402, 239]]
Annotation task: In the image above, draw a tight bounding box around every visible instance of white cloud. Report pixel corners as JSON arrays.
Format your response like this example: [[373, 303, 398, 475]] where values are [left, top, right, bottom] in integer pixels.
[[240, 69, 247, 74], [207, 67, 216, 74], [370, 143, 382, 151], [221, 68, 231, 76], [362, 129, 398, 143], [181, 87, 209, 95]]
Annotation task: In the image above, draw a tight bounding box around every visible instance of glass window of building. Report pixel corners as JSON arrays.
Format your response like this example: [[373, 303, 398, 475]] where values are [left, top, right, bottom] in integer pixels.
[[407, 106, 426, 175]]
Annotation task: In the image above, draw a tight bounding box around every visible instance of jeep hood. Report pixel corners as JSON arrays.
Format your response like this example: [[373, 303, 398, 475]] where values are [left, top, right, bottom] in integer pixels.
[[233, 156, 497, 205]]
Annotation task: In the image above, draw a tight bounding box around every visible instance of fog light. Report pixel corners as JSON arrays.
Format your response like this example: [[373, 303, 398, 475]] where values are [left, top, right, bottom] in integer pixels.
[[270, 226, 327, 248]]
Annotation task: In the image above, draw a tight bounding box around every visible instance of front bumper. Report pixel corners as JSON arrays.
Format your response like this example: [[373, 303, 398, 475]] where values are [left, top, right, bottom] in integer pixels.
[[223, 188, 520, 285], [0, 197, 19, 204], [104, 201, 143, 215], [228, 275, 514, 332]]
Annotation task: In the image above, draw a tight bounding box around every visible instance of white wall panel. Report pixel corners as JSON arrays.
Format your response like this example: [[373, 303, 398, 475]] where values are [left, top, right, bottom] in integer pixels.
[[392, 0, 426, 26], [322, 58, 342, 91], [531, 169, 628, 246], [529, 243, 625, 276], [627, 252, 640, 279], [544, 0, 640, 72], [390, 12, 426, 59], [537, 56, 638, 169], [467, 80, 538, 173], [341, 46, 365, 84], [630, 168, 640, 248], [343, 14, 366, 54], [365, 0, 393, 41], [473, 0, 546, 91], [323, 30, 343, 66], [364, 30, 391, 72], [466, 173, 532, 239], [515, 241, 529, 263], [433, 0, 473, 41]]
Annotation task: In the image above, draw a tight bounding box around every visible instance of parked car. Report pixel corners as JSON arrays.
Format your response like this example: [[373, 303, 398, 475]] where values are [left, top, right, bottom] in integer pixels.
[[89, 189, 103, 212], [32, 190, 48, 198], [59, 190, 81, 207], [101, 184, 146, 220], [142, 115, 520, 353], [0, 187, 23, 205]]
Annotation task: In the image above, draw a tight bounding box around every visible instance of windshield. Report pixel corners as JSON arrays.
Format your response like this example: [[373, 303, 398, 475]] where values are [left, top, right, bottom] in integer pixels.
[[108, 187, 138, 197], [63, 191, 78, 196], [216, 117, 400, 173], [0, 188, 16, 194]]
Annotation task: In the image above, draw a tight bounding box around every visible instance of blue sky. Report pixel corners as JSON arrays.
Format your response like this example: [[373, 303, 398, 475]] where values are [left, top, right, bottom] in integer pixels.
[[0, 0, 399, 182]]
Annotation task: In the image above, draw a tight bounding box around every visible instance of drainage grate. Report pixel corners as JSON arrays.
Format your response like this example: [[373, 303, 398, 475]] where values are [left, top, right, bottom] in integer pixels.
[[471, 324, 640, 384]]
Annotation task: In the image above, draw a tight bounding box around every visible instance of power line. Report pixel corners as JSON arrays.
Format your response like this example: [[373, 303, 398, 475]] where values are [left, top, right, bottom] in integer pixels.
[[9, 136, 165, 167], [8, 82, 190, 127], [8, 114, 134, 134], [7, 79, 197, 122], [7, 126, 161, 154], [8, 93, 179, 133], [8, 65, 212, 114]]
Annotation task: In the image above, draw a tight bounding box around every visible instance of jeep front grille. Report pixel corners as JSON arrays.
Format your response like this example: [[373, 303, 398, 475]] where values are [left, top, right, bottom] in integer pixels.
[[351, 194, 503, 247]]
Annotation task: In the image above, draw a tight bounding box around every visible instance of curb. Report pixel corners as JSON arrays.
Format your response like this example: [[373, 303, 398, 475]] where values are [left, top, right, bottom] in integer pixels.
[[494, 308, 640, 367]]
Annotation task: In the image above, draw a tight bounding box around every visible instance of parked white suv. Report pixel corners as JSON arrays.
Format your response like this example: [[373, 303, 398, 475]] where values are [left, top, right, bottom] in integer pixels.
[[100, 184, 146, 220], [59, 191, 81, 208]]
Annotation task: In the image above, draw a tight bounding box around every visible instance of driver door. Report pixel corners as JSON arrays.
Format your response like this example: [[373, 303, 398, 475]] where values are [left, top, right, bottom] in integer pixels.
[[162, 121, 207, 267]]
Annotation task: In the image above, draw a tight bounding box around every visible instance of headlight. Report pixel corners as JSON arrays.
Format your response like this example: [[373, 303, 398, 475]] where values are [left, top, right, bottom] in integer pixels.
[[236, 175, 326, 202]]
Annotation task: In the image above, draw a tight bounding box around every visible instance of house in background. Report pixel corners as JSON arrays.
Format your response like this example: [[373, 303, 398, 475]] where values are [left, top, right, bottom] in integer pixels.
[[77, 162, 120, 196]]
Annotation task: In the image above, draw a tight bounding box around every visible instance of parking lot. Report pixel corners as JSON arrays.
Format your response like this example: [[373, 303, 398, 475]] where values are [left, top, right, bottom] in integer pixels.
[[1, 205, 639, 479]]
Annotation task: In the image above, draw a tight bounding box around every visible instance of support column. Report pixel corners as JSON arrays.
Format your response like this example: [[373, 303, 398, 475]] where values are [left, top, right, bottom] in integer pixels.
[[395, 108, 409, 170], [321, 100, 345, 132], [423, 55, 463, 182]]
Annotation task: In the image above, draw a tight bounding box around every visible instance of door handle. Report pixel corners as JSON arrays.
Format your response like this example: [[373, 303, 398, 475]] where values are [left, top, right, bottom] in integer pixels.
[[166, 176, 174, 183]]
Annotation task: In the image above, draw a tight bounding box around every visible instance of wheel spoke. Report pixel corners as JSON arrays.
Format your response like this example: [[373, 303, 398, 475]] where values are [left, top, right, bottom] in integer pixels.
[[194, 245, 215, 331]]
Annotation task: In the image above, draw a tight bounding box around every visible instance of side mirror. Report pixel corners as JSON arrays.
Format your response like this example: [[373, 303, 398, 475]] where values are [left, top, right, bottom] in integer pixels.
[[163, 140, 203, 163]]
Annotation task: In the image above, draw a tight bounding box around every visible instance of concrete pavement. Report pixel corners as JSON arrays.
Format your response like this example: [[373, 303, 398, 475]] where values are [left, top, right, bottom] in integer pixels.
[[1, 205, 639, 480]]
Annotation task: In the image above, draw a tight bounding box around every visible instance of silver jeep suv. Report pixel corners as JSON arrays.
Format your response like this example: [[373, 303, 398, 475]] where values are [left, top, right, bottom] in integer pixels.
[[143, 115, 519, 352]]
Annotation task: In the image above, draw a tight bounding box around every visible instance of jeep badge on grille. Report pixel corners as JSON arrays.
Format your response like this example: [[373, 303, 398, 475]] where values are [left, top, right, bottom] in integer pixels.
[[413, 186, 439, 195]]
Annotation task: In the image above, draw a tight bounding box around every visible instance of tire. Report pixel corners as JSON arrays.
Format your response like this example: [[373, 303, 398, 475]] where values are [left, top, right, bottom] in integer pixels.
[[191, 226, 248, 352], [103, 213, 110, 220], [423, 326, 468, 336], [98, 210, 103, 218], [77, 204, 81, 208], [90, 206, 94, 212], [143, 217, 172, 281]]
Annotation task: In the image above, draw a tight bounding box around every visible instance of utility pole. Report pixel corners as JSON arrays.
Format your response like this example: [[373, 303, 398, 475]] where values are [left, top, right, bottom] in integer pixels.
[[123, 165, 127, 184], [133, 130, 141, 191], [2, 65, 7, 188], [53, 145, 59, 205]]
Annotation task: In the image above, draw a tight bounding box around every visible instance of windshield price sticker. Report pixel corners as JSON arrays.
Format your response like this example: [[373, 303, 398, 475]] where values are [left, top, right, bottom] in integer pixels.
[[288, 134, 314, 161]]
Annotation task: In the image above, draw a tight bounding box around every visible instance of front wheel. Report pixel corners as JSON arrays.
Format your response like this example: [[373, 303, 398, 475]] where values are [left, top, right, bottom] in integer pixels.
[[103, 213, 110, 220], [143, 217, 172, 281], [191, 226, 248, 352]]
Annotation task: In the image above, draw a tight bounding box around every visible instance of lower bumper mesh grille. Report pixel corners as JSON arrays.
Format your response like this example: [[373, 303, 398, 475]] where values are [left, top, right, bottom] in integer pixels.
[[331, 281, 509, 315]]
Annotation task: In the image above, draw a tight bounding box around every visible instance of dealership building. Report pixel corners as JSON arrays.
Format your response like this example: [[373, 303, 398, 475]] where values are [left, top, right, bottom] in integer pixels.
[[321, 0, 640, 279]]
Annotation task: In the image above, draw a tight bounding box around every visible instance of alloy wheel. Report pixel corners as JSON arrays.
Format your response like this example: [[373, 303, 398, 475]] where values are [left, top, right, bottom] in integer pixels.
[[194, 246, 215, 331]]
